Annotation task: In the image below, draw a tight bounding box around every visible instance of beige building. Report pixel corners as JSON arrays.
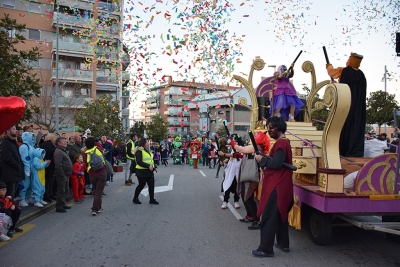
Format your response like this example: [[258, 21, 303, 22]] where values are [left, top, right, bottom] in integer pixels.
[[0, 0, 130, 134]]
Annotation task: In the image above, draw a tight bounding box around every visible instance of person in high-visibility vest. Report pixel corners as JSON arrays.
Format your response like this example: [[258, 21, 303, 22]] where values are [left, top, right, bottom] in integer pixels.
[[132, 138, 159, 205], [125, 133, 138, 186]]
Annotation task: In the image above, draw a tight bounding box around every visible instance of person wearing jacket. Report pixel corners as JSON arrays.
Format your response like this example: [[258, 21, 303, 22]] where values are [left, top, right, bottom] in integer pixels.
[[84, 137, 107, 216], [71, 154, 86, 203], [18, 131, 35, 207], [0, 126, 25, 200], [53, 137, 73, 213], [40, 133, 57, 203], [132, 138, 159, 205]]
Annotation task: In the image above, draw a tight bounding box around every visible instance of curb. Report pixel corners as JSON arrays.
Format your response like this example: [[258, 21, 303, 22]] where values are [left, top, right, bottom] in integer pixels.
[[18, 196, 73, 226]]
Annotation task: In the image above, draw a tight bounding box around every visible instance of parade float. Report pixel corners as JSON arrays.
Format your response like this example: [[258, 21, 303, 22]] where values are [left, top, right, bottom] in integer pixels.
[[233, 57, 400, 245]]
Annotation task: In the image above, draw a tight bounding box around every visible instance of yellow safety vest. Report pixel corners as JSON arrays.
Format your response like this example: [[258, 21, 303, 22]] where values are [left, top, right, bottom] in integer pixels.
[[135, 149, 154, 169], [126, 139, 135, 160], [86, 147, 105, 172]]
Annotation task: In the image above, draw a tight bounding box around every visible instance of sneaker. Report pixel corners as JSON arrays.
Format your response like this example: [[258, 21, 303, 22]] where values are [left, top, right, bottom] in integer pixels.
[[91, 211, 97, 216], [97, 208, 104, 213], [0, 234, 10, 241], [221, 202, 228, 209], [9, 227, 23, 233], [124, 181, 131, 186], [39, 200, 48, 205], [239, 216, 254, 223], [234, 202, 240, 209], [19, 200, 28, 207], [149, 199, 159, 205], [248, 222, 261, 230], [215, 175, 218, 178], [132, 198, 142, 204], [106, 181, 110, 186], [34, 202, 43, 208]]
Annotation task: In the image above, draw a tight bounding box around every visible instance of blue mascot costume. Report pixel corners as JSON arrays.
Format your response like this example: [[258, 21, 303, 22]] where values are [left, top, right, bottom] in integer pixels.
[[18, 132, 35, 207], [31, 148, 49, 207]]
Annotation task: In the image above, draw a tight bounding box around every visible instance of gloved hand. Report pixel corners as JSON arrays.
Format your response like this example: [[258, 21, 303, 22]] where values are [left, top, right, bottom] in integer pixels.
[[229, 138, 236, 148]]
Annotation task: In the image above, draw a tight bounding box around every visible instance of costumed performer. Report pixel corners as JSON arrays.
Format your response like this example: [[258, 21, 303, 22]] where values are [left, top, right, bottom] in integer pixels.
[[31, 147, 50, 207], [326, 52, 366, 157], [270, 65, 304, 122], [252, 116, 294, 257]]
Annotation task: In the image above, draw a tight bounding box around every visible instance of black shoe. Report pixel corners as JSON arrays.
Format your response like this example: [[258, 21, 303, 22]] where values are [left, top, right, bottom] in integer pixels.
[[63, 206, 71, 209], [251, 250, 274, 257], [274, 244, 290, 252], [248, 222, 261, 230], [83, 191, 90, 195], [149, 199, 159, 205], [6, 232, 13, 238], [56, 208, 66, 213], [102, 193, 106, 196], [9, 227, 23, 234], [50, 196, 57, 200], [43, 197, 52, 203], [239, 216, 254, 223], [133, 198, 142, 204]]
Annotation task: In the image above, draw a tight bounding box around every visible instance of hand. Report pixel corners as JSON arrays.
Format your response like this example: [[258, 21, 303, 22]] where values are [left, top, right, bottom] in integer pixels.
[[255, 154, 264, 162], [149, 166, 154, 171], [154, 168, 158, 173], [45, 160, 51, 164], [11, 205, 15, 210], [326, 63, 332, 69], [229, 138, 236, 148], [218, 151, 224, 156]]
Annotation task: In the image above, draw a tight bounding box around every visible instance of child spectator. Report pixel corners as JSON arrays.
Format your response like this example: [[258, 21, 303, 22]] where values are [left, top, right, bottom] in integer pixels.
[[161, 146, 168, 167], [71, 154, 86, 203], [0, 182, 23, 240], [154, 147, 160, 166], [31, 148, 51, 208]]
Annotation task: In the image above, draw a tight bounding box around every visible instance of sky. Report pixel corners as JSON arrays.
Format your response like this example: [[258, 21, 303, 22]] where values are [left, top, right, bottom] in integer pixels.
[[122, 0, 399, 119]]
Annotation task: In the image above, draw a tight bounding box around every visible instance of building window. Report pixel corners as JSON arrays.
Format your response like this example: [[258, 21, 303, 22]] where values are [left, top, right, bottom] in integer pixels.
[[226, 111, 230, 122], [2, 0, 14, 8], [234, 125, 249, 132], [29, 2, 41, 13], [24, 59, 39, 68], [28, 29, 40, 40], [7, 29, 15, 38]]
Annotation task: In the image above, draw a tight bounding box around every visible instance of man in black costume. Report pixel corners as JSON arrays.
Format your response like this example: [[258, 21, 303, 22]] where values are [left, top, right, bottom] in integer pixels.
[[326, 52, 367, 157]]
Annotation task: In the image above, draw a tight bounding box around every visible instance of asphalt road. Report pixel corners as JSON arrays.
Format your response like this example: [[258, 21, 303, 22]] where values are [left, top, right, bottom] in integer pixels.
[[1, 162, 400, 267]]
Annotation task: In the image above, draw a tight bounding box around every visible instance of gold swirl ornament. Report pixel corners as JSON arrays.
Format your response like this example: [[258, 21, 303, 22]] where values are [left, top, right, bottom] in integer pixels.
[[293, 160, 307, 169]]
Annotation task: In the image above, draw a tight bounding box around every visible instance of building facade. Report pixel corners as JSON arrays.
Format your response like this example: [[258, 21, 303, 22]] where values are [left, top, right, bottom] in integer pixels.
[[0, 0, 130, 134]]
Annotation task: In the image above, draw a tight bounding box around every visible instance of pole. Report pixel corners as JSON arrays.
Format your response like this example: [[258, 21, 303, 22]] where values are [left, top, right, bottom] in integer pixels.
[[55, 0, 60, 134], [384, 65, 387, 134]]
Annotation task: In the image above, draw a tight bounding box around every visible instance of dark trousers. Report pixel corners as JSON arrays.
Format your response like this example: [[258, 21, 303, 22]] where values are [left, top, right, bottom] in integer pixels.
[[223, 179, 240, 203], [4, 208, 21, 229], [55, 174, 69, 209], [44, 169, 55, 198], [202, 154, 209, 166], [211, 158, 217, 167], [5, 182, 18, 200], [258, 189, 290, 253], [89, 168, 107, 212], [134, 176, 155, 200], [241, 183, 259, 221]]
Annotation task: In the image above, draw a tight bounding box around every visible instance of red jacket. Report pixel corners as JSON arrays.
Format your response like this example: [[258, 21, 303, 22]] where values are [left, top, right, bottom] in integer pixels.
[[0, 196, 13, 212], [71, 161, 86, 179]]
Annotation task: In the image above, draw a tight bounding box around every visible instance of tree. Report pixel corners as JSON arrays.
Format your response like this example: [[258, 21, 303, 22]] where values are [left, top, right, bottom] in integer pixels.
[[366, 91, 400, 134], [130, 120, 145, 137], [74, 95, 124, 139], [302, 84, 329, 131], [0, 14, 41, 121], [145, 115, 168, 143]]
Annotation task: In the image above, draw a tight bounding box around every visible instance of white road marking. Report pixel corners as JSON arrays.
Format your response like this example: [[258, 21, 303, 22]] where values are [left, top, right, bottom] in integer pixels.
[[141, 174, 174, 197], [199, 170, 206, 177], [219, 196, 243, 220]]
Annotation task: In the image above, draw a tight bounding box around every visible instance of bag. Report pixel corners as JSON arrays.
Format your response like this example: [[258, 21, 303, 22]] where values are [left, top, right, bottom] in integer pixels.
[[240, 155, 259, 183], [105, 160, 114, 175], [89, 148, 104, 171]]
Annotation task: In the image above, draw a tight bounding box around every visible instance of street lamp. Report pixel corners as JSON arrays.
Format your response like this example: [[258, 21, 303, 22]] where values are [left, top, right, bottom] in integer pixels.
[[382, 65, 394, 133], [55, 0, 60, 134]]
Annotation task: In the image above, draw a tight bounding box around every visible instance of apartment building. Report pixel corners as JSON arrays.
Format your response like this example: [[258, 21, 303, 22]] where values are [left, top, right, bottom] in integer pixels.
[[0, 0, 130, 134], [141, 76, 241, 138]]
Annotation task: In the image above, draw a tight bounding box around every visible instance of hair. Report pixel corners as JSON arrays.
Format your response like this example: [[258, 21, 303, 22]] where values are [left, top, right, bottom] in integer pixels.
[[381, 133, 387, 137], [74, 153, 83, 162], [138, 137, 147, 147], [266, 116, 287, 133], [130, 133, 137, 139], [23, 125, 31, 132], [45, 133, 56, 142], [74, 135, 81, 141], [85, 137, 95, 149], [55, 137, 66, 146]]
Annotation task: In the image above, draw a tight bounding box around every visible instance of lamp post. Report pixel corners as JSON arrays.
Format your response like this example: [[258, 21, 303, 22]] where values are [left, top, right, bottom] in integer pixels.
[[382, 65, 393, 133], [55, 0, 60, 134]]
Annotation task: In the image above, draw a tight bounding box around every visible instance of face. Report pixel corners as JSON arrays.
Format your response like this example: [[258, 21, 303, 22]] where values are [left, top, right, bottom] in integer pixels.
[[87, 133, 91, 138], [267, 123, 281, 140], [75, 136, 81, 144], [62, 133, 66, 137], [51, 136, 57, 144], [17, 129, 23, 137], [0, 188, 6, 197], [7, 126, 17, 139], [26, 127, 33, 133], [58, 138, 67, 149], [78, 155, 83, 162], [69, 137, 74, 143], [101, 136, 107, 143], [144, 140, 150, 149]]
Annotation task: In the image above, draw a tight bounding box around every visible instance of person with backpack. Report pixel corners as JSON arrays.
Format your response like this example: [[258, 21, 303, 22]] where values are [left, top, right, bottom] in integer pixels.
[[84, 137, 107, 216]]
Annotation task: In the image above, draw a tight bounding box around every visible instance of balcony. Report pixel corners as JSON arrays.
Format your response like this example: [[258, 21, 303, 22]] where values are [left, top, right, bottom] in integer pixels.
[[147, 103, 158, 108], [121, 53, 130, 69], [164, 88, 187, 95], [52, 97, 91, 108], [96, 48, 119, 61], [97, 1, 120, 13], [121, 108, 129, 116], [122, 71, 130, 81], [52, 38, 93, 55], [97, 24, 121, 39], [52, 12, 93, 28], [168, 121, 190, 126], [52, 68, 93, 82], [169, 131, 189, 136], [96, 74, 118, 84], [165, 110, 190, 116]]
